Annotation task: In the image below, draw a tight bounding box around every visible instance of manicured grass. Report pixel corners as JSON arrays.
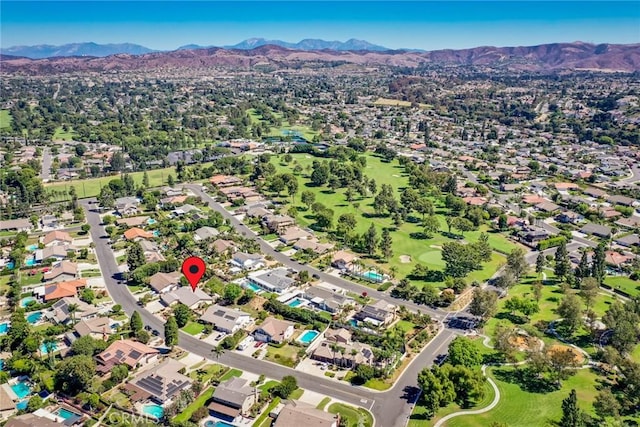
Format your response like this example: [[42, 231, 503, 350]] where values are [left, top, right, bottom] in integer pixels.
[[444, 367, 600, 427], [605, 275, 640, 297], [395, 320, 417, 334], [289, 388, 304, 400], [220, 368, 243, 381], [0, 110, 11, 129], [328, 403, 374, 427], [189, 363, 225, 383], [409, 378, 496, 427], [182, 321, 205, 335], [632, 344, 640, 363], [363, 378, 391, 391], [173, 386, 214, 423], [271, 153, 515, 285], [264, 343, 300, 367], [252, 397, 281, 427], [53, 126, 76, 141], [45, 166, 177, 200], [248, 108, 319, 141], [316, 397, 331, 410]]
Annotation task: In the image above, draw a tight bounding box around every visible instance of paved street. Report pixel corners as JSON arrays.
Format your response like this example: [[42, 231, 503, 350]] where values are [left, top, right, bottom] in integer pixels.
[[40, 146, 52, 181], [82, 198, 459, 426]]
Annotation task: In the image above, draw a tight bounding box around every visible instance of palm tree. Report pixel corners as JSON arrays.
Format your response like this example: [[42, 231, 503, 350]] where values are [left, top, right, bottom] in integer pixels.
[[211, 345, 225, 359], [43, 337, 57, 368], [67, 303, 79, 325]]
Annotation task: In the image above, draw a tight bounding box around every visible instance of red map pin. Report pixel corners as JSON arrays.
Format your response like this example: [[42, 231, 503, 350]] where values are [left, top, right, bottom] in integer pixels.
[[182, 256, 206, 292]]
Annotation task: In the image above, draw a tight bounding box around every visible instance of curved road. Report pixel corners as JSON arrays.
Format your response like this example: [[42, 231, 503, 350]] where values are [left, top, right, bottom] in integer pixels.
[[81, 199, 459, 427]]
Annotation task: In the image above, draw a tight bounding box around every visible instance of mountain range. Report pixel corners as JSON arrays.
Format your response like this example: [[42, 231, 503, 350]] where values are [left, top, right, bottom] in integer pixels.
[[2, 38, 391, 59], [1, 42, 639, 74]]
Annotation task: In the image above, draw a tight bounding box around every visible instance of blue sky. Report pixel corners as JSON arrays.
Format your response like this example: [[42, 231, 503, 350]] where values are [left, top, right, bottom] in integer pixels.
[[1, 1, 639, 50]]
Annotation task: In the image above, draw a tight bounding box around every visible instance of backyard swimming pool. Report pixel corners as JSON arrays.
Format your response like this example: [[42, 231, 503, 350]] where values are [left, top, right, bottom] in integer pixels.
[[25, 258, 36, 267], [54, 407, 82, 423], [16, 400, 28, 410], [244, 282, 263, 293], [40, 341, 59, 354], [20, 297, 35, 308], [26, 311, 42, 324], [297, 330, 320, 345], [205, 421, 236, 427], [11, 382, 31, 399], [143, 404, 164, 419], [362, 271, 384, 282], [287, 298, 306, 308], [26, 244, 38, 252], [0, 323, 8, 334], [147, 218, 157, 225]]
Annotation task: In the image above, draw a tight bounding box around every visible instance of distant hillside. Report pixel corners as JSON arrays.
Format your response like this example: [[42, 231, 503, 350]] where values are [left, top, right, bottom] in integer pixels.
[[0, 42, 156, 58], [225, 38, 390, 51], [2, 42, 638, 74]]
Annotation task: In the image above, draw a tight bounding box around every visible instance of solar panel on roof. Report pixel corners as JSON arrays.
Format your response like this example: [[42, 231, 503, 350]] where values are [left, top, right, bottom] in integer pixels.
[[129, 350, 141, 359]]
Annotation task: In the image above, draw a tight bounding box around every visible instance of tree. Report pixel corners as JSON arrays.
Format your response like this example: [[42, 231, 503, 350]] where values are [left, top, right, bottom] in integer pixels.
[[447, 337, 482, 368], [310, 162, 330, 186], [579, 277, 598, 311], [301, 190, 315, 210], [417, 366, 455, 416], [451, 217, 475, 237], [81, 224, 91, 234], [67, 303, 79, 325], [379, 229, 393, 260], [506, 247, 528, 280], [354, 364, 376, 383], [504, 296, 539, 320], [469, 288, 498, 322], [423, 215, 440, 237], [109, 151, 125, 172], [70, 335, 108, 356], [446, 364, 486, 407], [493, 323, 518, 363], [315, 208, 334, 230], [337, 213, 357, 239], [536, 252, 546, 278], [173, 303, 192, 328], [54, 355, 96, 396], [142, 171, 149, 188], [274, 375, 297, 399], [126, 242, 145, 272], [224, 283, 243, 303], [472, 233, 492, 262], [129, 310, 143, 335], [79, 287, 95, 304], [532, 281, 543, 302], [574, 251, 590, 279], [560, 389, 584, 427], [591, 243, 606, 284], [363, 224, 378, 256], [554, 240, 571, 281], [415, 198, 434, 219], [442, 241, 481, 278], [26, 395, 43, 412], [165, 317, 178, 347], [497, 214, 508, 230], [593, 388, 620, 419], [557, 294, 582, 334]]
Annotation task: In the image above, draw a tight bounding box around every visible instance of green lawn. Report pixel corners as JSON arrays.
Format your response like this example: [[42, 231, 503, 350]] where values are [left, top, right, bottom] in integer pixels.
[[264, 343, 300, 367], [271, 153, 515, 286], [289, 388, 304, 400], [45, 166, 177, 200], [182, 321, 205, 335], [395, 320, 417, 334], [604, 275, 640, 297], [252, 397, 281, 427], [327, 403, 374, 427], [220, 368, 242, 382], [172, 386, 214, 423], [248, 108, 319, 141], [363, 378, 391, 391], [0, 110, 11, 129], [316, 397, 331, 410], [53, 126, 76, 141], [444, 367, 600, 427]]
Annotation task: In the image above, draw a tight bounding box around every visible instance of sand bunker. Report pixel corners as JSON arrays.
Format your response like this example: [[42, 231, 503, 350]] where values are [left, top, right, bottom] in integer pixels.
[[547, 344, 585, 364], [399, 255, 412, 264]]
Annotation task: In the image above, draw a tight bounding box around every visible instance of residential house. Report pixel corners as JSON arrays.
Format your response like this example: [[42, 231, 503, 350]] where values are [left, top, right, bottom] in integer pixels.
[[555, 211, 585, 225], [115, 197, 140, 216], [125, 358, 193, 404], [522, 194, 547, 205], [608, 194, 636, 207], [172, 204, 200, 216], [41, 278, 87, 301], [4, 414, 63, 427], [160, 286, 213, 309], [304, 286, 354, 313], [70, 317, 113, 341], [535, 201, 561, 214], [554, 182, 580, 192], [248, 268, 294, 293], [45, 297, 98, 324], [116, 216, 149, 228], [148, 271, 182, 294], [580, 223, 612, 239], [200, 305, 252, 333], [0, 386, 16, 420], [42, 230, 73, 247], [500, 183, 522, 192], [331, 251, 358, 271], [230, 252, 264, 271], [210, 174, 243, 188], [0, 218, 32, 233], [43, 261, 78, 283], [245, 206, 271, 219], [34, 246, 68, 263], [253, 317, 294, 343], [355, 300, 396, 327], [463, 196, 488, 207], [616, 216, 640, 229], [208, 377, 256, 419], [212, 239, 237, 254], [311, 328, 375, 368], [615, 234, 640, 248], [95, 339, 159, 374], [279, 227, 312, 244], [583, 187, 607, 199], [265, 215, 295, 233], [41, 215, 58, 229], [274, 402, 339, 427], [193, 226, 220, 241], [293, 239, 334, 255], [605, 250, 634, 268], [139, 240, 165, 263], [123, 227, 154, 241]]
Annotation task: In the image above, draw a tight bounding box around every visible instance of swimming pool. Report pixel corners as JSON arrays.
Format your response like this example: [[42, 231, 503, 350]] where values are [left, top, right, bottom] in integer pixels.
[[0, 323, 8, 334], [25, 258, 36, 267], [245, 282, 263, 293], [16, 400, 28, 410], [40, 341, 59, 354], [348, 319, 358, 328], [287, 298, 305, 308], [0, 360, 4, 370], [147, 218, 157, 225], [6, 262, 14, 270], [297, 330, 319, 345], [205, 421, 236, 427], [11, 382, 31, 399], [362, 271, 384, 282], [20, 297, 35, 308], [26, 244, 38, 252], [26, 311, 42, 324], [143, 404, 164, 419], [153, 230, 160, 237], [54, 407, 82, 422]]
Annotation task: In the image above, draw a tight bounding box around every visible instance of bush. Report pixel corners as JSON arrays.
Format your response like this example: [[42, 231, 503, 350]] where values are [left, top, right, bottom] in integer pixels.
[[190, 407, 208, 423], [379, 282, 393, 291]]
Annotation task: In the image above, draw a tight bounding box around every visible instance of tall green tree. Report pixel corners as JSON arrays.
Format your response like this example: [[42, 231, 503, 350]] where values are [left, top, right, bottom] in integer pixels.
[[554, 240, 571, 281], [447, 337, 482, 368], [54, 355, 96, 396], [591, 243, 606, 284], [574, 251, 590, 279], [165, 317, 178, 347], [173, 304, 192, 328], [363, 224, 378, 256], [129, 311, 143, 335], [506, 247, 528, 280], [469, 287, 498, 322], [126, 242, 145, 272], [557, 294, 583, 335], [536, 252, 546, 278], [560, 389, 584, 427], [379, 228, 393, 260]]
